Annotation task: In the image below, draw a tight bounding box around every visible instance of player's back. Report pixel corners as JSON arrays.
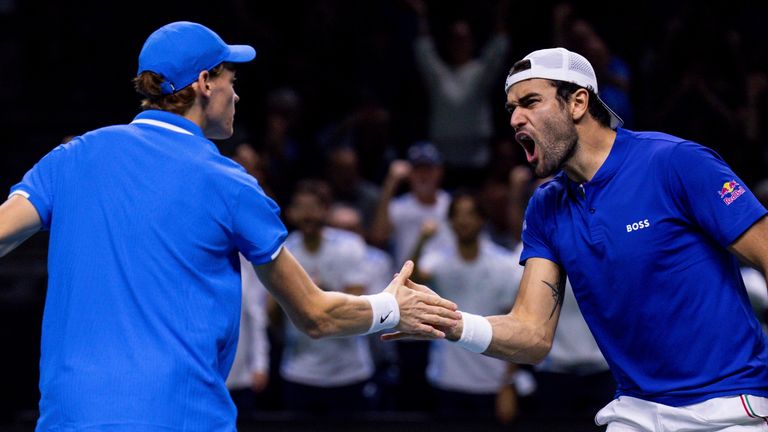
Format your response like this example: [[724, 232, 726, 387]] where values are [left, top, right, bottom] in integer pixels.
[[16, 111, 263, 431]]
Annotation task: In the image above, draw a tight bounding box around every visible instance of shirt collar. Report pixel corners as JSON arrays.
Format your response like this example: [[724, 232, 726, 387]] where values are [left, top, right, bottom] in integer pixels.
[[131, 110, 205, 138], [566, 128, 630, 193]]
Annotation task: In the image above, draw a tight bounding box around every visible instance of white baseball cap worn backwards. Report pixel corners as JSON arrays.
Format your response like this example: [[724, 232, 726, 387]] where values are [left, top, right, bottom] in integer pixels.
[[504, 47, 624, 130]]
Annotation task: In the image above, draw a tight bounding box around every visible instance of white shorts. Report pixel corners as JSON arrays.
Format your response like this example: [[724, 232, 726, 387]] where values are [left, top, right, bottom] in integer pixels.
[[596, 395, 768, 431]]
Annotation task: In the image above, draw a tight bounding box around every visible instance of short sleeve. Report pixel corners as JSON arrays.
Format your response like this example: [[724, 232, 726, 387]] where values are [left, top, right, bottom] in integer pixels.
[[232, 182, 288, 265], [668, 142, 767, 246], [519, 191, 560, 266], [10, 143, 70, 230]]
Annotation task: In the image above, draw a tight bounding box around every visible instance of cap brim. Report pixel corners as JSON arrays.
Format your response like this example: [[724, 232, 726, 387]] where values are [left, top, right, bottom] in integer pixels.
[[225, 45, 257, 63], [595, 94, 624, 130]]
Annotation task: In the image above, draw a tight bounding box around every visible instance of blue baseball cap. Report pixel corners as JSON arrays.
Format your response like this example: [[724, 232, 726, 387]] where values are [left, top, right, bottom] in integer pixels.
[[137, 21, 256, 95], [407, 141, 443, 166]]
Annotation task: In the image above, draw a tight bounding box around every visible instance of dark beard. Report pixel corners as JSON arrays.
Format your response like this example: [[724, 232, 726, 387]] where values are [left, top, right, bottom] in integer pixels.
[[534, 117, 578, 178], [535, 136, 577, 178]]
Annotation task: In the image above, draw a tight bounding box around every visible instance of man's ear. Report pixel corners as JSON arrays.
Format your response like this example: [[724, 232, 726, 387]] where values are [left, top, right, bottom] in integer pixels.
[[195, 70, 211, 96], [570, 88, 589, 122]]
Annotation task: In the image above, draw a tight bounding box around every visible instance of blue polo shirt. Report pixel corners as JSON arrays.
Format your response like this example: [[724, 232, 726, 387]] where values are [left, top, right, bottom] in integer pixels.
[[10, 110, 287, 431], [521, 128, 768, 406]]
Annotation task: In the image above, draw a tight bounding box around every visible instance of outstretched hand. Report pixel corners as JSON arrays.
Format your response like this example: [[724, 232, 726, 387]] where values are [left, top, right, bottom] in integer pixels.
[[383, 261, 460, 339], [383, 269, 460, 340]]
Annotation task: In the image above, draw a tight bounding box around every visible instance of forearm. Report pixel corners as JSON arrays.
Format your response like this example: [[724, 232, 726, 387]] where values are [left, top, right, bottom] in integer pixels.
[[0, 196, 42, 258], [304, 291, 375, 338], [484, 314, 552, 364], [446, 312, 554, 364], [407, 236, 432, 283], [368, 179, 399, 246], [446, 312, 553, 365], [256, 250, 375, 339]]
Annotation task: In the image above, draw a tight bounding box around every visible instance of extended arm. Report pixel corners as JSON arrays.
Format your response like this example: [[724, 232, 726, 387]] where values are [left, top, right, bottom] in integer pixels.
[[482, 257, 564, 363], [0, 195, 42, 258], [368, 160, 411, 248], [383, 257, 565, 364], [255, 248, 460, 339], [729, 215, 768, 292]]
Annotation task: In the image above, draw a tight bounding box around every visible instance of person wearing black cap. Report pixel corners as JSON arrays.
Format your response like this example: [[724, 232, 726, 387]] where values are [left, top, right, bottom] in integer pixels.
[[0, 21, 459, 431], [370, 141, 453, 267], [386, 47, 768, 429]]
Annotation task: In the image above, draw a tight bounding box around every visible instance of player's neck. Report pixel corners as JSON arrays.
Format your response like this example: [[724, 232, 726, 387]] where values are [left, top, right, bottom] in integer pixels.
[[564, 125, 617, 184]]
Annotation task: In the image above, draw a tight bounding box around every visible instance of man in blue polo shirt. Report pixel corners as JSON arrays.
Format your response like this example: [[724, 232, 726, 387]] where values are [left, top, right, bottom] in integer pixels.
[[0, 22, 460, 431], [386, 47, 768, 429]]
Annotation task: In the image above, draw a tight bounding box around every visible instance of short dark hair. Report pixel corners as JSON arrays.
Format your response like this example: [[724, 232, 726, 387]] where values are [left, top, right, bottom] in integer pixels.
[[550, 80, 611, 128], [448, 190, 487, 220], [292, 179, 333, 208]]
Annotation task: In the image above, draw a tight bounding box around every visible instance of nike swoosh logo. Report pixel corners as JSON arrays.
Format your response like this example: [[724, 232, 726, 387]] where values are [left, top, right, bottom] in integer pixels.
[[380, 311, 392, 324]]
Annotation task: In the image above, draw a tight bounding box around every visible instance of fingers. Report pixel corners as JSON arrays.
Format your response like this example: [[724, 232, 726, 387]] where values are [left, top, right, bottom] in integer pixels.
[[381, 331, 408, 341], [391, 261, 414, 288], [405, 279, 437, 296], [381, 325, 444, 341], [420, 312, 459, 329], [404, 280, 459, 311]]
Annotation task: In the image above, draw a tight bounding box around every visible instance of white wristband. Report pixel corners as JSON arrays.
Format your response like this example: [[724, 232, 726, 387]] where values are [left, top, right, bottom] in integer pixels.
[[361, 292, 400, 334], [455, 311, 493, 353]]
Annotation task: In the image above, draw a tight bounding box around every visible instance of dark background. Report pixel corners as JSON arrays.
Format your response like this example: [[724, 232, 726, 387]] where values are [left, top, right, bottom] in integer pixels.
[[0, 0, 766, 429]]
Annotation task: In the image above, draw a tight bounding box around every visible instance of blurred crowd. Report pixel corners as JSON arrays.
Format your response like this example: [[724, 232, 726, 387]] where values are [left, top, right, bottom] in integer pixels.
[[211, 1, 768, 426], [1, 0, 767, 428]]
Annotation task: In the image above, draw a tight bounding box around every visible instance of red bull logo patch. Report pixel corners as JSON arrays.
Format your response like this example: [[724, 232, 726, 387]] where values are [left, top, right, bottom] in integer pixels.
[[718, 180, 745, 205]]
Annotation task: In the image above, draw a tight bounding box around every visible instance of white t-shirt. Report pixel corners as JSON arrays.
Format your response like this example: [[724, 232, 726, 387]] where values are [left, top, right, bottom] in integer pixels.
[[226, 254, 270, 390], [414, 34, 510, 167], [421, 238, 521, 394], [280, 227, 374, 387], [363, 245, 394, 295], [389, 190, 453, 265], [510, 243, 609, 375]]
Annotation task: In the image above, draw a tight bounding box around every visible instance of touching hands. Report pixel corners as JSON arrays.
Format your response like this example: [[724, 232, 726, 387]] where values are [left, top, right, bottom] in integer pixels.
[[382, 275, 462, 341], [384, 261, 460, 339]]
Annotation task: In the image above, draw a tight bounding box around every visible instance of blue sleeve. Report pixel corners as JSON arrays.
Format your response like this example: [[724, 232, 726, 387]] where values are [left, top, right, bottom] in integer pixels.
[[668, 141, 767, 246], [232, 182, 288, 265], [9, 144, 69, 230], [520, 191, 560, 266]]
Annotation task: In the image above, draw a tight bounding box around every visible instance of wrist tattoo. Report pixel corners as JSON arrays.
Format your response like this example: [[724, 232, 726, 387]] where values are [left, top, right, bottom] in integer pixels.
[[542, 277, 565, 320]]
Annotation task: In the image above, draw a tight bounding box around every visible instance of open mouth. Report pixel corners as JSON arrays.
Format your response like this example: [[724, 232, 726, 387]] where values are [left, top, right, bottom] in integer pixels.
[[515, 131, 538, 164]]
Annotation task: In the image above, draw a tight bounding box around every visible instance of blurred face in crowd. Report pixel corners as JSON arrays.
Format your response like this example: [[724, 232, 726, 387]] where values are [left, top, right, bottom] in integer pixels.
[[233, 143, 268, 183], [327, 148, 360, 193], [327, 205, 364, 236], [288, 191, 327, 238], [409, 164, 443, 199], [449, 196, 485, 244], [202, 68, 239, 139], [507, 79, 578, 178]]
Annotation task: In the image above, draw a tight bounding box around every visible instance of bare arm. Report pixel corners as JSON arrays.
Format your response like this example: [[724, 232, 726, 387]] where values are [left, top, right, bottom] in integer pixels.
[[407, 220, 438, 283], [483, 258, 564, 363], [368, 160, 411, 248], [0, 195, 42, 258], [382, 257, 564, 364], [729, 215, 768, 291], [255, 248, 460, 339]]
